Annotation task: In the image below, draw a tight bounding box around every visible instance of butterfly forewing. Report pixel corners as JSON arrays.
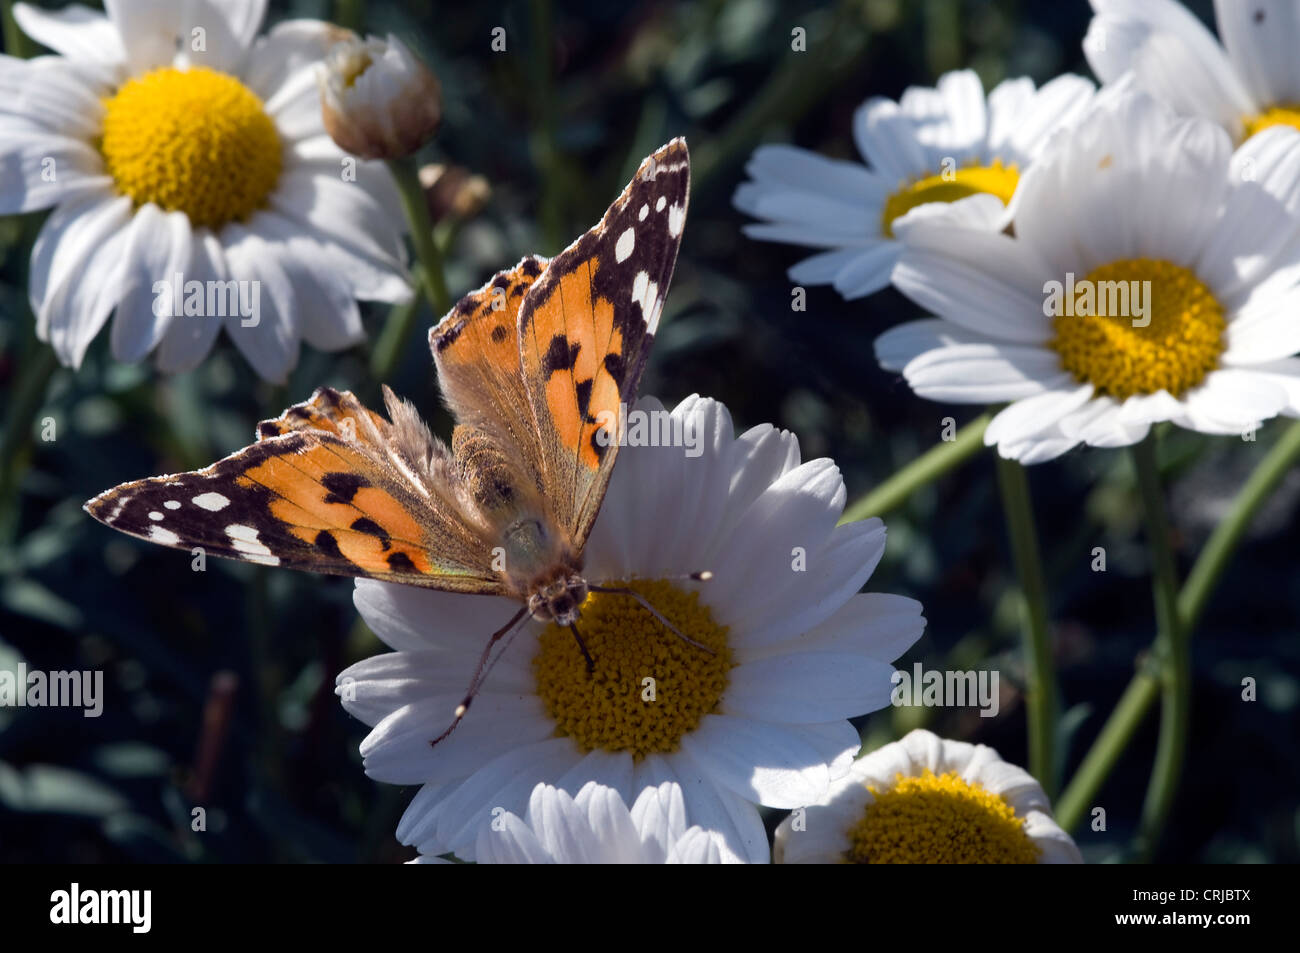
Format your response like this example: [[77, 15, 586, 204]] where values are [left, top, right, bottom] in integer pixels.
[[85, 388, 504, 592], [517, 138, 690, 547]]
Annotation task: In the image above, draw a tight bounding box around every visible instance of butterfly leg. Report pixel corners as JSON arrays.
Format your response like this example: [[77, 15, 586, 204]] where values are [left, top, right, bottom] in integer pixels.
[[568, 623, 596, 673], [589, 585, 717, 655], [430, 605, 529, 747]]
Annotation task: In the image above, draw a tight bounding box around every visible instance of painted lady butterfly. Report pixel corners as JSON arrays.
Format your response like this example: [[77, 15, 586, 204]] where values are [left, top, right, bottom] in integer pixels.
[[85, 139, 692, 739]]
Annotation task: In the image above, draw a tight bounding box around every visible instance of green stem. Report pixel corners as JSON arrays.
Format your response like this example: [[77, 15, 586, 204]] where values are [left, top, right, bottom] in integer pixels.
[[994, 455, 1059, 800], [1130, 434, 1189, 861], [387, 156, 451, 318], [2, 0, 36, 58], [368, 271, 424, 385], [1179, 419, 1300, 629], [839, 413, 990, 523], [1054, 663, 1160, 832], [528, 0, 562, 253], [332, 0, 364, 32], [1056, 420, 1300, 831]]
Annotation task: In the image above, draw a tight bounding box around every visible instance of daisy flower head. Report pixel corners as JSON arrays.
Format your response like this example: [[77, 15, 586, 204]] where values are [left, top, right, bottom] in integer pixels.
[[3, 0, 412, 381], [774, 729, 1082, 864], [460, 781, 743, 864], [336, 395, 925, 863], [732, 68, 1094, 300], [876, 80, 1300, 464], [1085, 0, 1300, 144]]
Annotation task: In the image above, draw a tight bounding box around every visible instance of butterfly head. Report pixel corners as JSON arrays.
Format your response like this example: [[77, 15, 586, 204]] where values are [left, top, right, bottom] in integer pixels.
[[527, 572, 590, 627]]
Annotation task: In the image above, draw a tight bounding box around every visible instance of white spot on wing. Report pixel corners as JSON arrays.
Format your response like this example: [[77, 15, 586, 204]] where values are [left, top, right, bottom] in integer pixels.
[[655, 196, 666, 212], [225, 524, 280, 566], [615, 227, 635, 263], [148, 525, 180, 545], [164, 500, 181, 510], [667, 203, 684, 237], [630, 270, 660, 329], [192, 492, 230, 512], [148, 511, 164, 521], [638, 204, 648, 221]]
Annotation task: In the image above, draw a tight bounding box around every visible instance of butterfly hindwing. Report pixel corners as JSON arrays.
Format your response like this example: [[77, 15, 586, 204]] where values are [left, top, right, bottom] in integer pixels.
[[85, 388, 504, 592], [517, 138, 690, 547]]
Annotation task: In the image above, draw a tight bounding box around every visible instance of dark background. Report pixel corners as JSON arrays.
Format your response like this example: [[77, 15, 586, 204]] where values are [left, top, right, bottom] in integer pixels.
[[1, 0, 1295, 863]]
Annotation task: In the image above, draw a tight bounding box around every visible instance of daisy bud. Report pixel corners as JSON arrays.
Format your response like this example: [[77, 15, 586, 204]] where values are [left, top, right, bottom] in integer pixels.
[[319, 33, 442, 160], [418, 164, 492, 224]]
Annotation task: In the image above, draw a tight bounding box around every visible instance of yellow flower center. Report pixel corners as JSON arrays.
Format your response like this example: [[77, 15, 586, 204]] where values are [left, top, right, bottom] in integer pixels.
[[881, 159, 1019, 237], [845, 770, 1040, 864], [100, 66, 282, 229], [1049, 258, 1226, 401], [532, 579, 732, 760], [1242, 104, 1300, 139]]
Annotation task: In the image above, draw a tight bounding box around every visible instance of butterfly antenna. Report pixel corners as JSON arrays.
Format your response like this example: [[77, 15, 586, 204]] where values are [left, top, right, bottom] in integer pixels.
[[568, 623, 596, 673], [589, 583, 716, 655], [430, 605, 529, 747]]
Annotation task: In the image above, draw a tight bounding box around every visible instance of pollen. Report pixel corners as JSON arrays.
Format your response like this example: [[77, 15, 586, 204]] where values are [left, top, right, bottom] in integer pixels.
[[100, 66, 282, 229], [845, 770, 1040, 864], [881, 158, 1019, 237], [1050, 258, 1226, 401], [1242, 104, 1300, 139], [532, 579, 731, 760]]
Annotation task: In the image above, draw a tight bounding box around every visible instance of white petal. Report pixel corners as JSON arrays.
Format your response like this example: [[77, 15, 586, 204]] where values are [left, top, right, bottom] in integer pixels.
[[984, 384, 1095, 451], [1085, 0, 1255, 137], [0, 131, 109, 214], [722, 652, 900, 723], [12, 3, 125, 66], [1213, 0, 1300, 108], [218, 223, 300, 382], [901, 342, 1071, 403], [874, 318, 986, 371], [155, 231, 227, 373], [110, 205, 193, 363], [681, 715, 855, 809], [33, 194, 134, 366], [892, 227, 1051, 344]]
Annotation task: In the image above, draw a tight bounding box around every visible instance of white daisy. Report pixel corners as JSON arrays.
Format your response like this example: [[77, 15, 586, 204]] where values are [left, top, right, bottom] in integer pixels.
[[774, 729, 1082, 864], [455, 781, 743, 864], [732, 68, 1094, 299], [875, 81, 1300, 464], [2, 0, 411, 381], [1085, 0, 1300, 144], [336, 395, 925, 864]]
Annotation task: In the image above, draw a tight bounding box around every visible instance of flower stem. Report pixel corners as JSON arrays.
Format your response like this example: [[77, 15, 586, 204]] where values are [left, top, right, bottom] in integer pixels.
[[1055, 420, 1300, 832], [839, 413, 990, 523], [369, 269, 424, 385], [1179, 419, 1300, 629], [1129, 433, 1188, 861], [994, 455, 1059, 800], [2, 0, 36, 58], [387, 156, 451, 318], [1053, 664, 1161, 833]]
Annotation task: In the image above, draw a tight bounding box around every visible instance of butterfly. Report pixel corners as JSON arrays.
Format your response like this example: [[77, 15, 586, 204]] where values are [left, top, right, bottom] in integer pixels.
[[85, 139, 694, 740]]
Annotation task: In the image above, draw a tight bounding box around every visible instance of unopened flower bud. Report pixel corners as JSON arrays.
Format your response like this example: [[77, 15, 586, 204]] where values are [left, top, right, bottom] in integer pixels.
[[419, 164, 492, 224], [319, 33, 441, 160]]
